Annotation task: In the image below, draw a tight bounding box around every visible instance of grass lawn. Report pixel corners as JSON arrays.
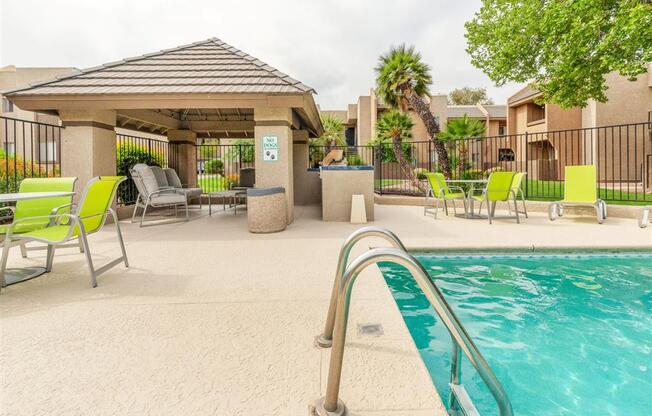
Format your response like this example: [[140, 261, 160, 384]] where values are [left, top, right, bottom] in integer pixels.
[[197, 174, 231, 193]]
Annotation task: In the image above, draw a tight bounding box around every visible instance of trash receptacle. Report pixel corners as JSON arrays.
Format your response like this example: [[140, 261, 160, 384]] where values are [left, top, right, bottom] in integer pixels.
[[247, 187, 287, 233]]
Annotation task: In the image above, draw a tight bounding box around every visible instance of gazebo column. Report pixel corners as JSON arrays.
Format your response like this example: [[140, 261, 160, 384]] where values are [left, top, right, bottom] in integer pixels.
[[254, 108, 294, 224], [59, 110, 117, 190], [167, 129, 197, 187]]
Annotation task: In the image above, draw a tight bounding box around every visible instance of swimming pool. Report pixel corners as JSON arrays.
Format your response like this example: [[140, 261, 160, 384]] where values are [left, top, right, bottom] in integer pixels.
[[379, 251, 652, 416]]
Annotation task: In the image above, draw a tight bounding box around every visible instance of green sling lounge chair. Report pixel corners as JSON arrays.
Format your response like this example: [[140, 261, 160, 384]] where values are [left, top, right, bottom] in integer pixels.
[[471, 171, 519, 224], [0, 177, 78, 258], [548, 165, 606, 224], [507, 172, 528, 218], [0, 176, 129, 288], [423, 172, 467, 219]]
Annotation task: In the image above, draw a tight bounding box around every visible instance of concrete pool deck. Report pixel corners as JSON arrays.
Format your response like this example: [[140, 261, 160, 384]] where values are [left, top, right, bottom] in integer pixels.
[[1, 204, 650, 416]]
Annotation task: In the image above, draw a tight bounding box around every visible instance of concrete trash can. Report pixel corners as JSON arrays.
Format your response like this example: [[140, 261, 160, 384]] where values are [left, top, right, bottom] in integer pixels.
[[247, 187, 287, 233]]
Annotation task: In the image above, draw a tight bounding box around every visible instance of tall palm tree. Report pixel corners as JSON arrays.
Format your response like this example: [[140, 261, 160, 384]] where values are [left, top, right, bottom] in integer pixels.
[[438, 114, 486, 175], [373, 110, 422, 191], [375, 44, 452, 178]]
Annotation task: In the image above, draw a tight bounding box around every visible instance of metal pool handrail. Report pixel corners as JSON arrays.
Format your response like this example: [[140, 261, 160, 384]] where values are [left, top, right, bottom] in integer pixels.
[[314, 247, 514, 416], [316, 226, 406, 348]]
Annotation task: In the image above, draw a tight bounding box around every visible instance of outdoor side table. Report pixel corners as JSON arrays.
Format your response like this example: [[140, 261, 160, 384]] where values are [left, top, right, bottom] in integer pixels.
[[0, 191, 75, 286], [445, 179, 488, 219], [208, 190, 245, 215]]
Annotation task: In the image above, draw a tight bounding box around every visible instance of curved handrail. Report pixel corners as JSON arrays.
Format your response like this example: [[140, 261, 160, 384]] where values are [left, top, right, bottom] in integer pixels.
[[316, 226, 406, 348], [316, 247, 513, 416]]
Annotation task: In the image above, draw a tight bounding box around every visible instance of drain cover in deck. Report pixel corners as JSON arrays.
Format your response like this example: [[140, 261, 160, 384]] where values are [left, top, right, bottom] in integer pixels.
[[357, 323, 384, 337]]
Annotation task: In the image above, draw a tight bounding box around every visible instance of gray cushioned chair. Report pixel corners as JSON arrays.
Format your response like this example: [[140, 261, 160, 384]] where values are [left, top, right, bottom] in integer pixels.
[[163, 168, 203, 208], [130, 164, 189, 227]]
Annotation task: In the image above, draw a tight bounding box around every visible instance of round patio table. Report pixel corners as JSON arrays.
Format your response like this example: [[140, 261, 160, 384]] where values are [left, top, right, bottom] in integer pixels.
[[0, 191, 75, 286], [445, 179, 488, 219]]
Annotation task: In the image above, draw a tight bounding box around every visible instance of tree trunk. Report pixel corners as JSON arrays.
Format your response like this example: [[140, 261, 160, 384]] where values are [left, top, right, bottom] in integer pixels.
[[404, 91, 452, 179], [391, 135, 423, 192]]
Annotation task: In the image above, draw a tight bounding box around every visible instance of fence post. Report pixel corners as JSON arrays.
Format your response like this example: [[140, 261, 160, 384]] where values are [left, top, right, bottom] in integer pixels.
[[524, 132, 529, 199], [376, 145, 383, 195], [428, 140, 432, 172]]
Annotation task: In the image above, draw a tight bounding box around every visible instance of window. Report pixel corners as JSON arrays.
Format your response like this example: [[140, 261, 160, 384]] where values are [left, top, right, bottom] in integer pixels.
[[526, 103, 545, 124], [498, 148, 515, 162], [39, 142, 57, 162], [4, 142, 15, 155], [498, 122, 507, 136], [2, 97, 14, 113]]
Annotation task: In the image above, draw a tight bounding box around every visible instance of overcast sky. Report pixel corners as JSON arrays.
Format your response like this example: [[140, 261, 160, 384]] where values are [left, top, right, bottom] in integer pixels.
[[0, 0, 520, 109]]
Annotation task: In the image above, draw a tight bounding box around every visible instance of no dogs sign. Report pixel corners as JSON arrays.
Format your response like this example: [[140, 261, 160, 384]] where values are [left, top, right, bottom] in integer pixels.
[[262, 135, 278, 161]]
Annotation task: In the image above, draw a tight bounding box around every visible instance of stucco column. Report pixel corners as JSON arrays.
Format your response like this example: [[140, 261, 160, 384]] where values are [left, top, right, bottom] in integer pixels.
[[254, 107, 294, 223], [167, 129, 197, 187], [59, 110, 117, 192]]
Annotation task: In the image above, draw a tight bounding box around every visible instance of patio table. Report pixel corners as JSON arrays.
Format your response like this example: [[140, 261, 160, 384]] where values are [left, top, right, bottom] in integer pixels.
[[445, 179, 488, 219], [207, 190, 246, 215], [0, 191, 75, 286]]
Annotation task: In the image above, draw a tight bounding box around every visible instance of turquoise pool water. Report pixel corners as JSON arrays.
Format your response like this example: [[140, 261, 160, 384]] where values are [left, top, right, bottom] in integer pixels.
[[379, 252, 652, 416]]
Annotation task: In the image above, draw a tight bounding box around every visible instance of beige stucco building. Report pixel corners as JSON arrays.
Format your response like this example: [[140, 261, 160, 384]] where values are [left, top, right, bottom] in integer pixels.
[[504, 67, 652, 182], [322, 90, 507, 146]]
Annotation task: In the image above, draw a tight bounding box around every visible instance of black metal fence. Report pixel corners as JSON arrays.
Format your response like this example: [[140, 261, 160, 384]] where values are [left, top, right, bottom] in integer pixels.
[[196, 142, 255, 193], [309, 120, 652, 203], [0, 116, 62, 194], [116, 133, 178, 205]]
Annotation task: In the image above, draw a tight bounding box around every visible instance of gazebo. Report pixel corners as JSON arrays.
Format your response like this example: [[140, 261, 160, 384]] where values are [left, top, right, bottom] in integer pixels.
[[5, 38, 323, 223]]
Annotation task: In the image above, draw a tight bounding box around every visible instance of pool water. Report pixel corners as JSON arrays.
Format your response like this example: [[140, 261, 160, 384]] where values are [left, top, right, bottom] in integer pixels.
[[379, 253, 652, 416]]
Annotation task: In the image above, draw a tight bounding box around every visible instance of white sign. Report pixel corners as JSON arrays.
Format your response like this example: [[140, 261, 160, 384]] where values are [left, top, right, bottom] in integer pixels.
[[262, 135, 279, 162]]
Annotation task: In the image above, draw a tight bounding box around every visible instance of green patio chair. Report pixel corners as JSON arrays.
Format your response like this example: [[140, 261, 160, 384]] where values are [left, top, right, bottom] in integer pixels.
[[0, 177, 78, 258], [423, 172, 467, 219], [548, 165, 606, 224], [507, 172, 528, 218], [0, 176, 129, 288], [471, 171, 519, 224]]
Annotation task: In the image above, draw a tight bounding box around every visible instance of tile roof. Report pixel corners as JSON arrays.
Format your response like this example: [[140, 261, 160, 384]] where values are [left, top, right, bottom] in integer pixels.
[[5, 38, 315, 96], [447, 105, 485, 118], [482, 105, 507, 118]]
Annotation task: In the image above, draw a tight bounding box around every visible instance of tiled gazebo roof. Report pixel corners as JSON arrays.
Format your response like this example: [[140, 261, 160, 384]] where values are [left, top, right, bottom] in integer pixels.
[[5, 38, 315, 96]]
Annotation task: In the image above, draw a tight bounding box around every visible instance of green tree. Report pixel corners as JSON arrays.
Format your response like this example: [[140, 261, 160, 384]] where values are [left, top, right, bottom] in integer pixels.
[[225, 138, 255, 163], [313, 114, 345, 148], [448, 87, 494, 105], [372, 110, 421, 190], [438, 114, 487, 174], [465, 0, 652, 108], [375, 45, 452, 178]]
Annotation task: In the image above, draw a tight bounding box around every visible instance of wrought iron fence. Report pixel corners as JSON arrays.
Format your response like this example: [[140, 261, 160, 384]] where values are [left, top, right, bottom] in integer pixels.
[[309, 119, 652, 203], [0, 116, 62, 194], [196, 142, 255, 193], [116, 133, 178, 205]]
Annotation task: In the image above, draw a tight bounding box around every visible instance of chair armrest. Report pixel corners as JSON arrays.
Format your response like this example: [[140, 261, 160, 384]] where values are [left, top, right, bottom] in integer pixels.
[[447, 186, 467, 195], [146, 189, 178, 201], [0, 206, 15, 214], [49, 203, 77, 226]]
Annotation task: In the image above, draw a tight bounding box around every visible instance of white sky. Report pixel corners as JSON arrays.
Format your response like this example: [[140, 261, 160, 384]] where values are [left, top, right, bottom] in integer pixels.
[[0, 0, 521, 109]]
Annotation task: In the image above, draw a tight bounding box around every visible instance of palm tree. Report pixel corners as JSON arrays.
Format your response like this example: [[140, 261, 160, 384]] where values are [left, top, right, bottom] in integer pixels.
[[373, 110, 422, 190], [438, 114, 486, 175], [375, 44, 452, 178], [313, 114, 345, 149]]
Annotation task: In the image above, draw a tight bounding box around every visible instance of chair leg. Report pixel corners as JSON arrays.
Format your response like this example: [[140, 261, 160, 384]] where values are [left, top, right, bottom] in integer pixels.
[[131, 196, 141, 223], [434, 198, 440, 219], [110, 208, 129, 268], [488, 199, 495, 224], [78, 238, 85, 253], [595, 204, 604, 224], [140, 203, 148, 228], [513, 197, 520, 224], [19, 243, 27, 258], [46, 245, 55, 272], [452, 201, 457, 215], [443, 200, 449, 216], [79, 231, 97, 288], [521, 192, 528, 218], [185, 201, 189, 221], [0, 236, 12, 287]]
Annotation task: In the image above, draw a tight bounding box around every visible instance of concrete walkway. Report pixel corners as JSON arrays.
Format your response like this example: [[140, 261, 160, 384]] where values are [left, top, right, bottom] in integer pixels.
[[1, 204, 650, 416]]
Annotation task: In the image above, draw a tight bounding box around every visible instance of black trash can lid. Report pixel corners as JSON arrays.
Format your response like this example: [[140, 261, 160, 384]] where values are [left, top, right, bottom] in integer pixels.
[[247, 187, 285, 197]]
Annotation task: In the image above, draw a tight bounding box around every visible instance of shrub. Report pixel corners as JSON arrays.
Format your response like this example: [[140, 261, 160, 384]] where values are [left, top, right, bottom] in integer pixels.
[[226, 139, 255, 163], [204, 159, 224, 175], [0, 150, 60, 194], [346, 154, 364, 166], [413, 168, 429, 180], [374, 142, 413, 163], [116, 144, 165, 205]]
